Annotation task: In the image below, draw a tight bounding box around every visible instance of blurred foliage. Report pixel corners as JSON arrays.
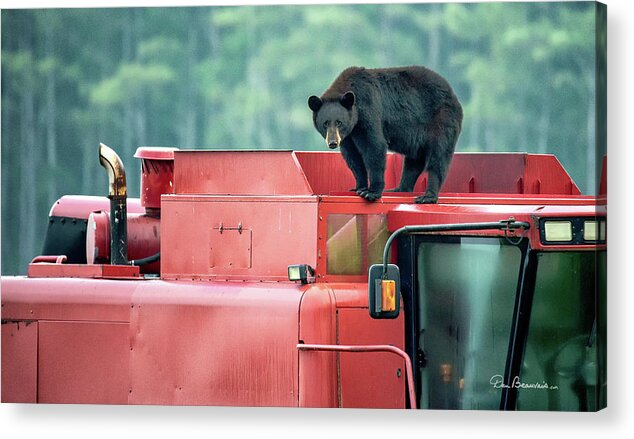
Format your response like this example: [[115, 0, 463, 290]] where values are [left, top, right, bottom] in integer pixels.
[[1, 2, 605, 274]]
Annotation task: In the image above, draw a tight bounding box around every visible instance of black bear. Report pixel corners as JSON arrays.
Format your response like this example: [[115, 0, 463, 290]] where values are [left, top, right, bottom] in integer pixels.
[[308, 66, 463, 203]]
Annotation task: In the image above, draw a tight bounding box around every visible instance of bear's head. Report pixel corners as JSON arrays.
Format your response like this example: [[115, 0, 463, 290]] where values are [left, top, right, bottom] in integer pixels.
[[308, 91, 357, 149]]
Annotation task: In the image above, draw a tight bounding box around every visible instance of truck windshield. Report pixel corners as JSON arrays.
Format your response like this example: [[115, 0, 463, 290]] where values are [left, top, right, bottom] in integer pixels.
[[517, 251, 606, 411], [415, 238, 606, 411]]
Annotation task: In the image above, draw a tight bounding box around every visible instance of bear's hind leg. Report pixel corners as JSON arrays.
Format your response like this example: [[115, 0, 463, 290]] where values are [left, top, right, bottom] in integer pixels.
[[415, 115, 460, 204], [416, 154, 452, 203], [387, 155, 427, 193], [415, 145, 455, 204], [416, 171, 442, 204]]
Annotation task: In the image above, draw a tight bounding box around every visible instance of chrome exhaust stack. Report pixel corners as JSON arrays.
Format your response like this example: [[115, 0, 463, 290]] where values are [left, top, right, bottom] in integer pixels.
[[98, 143, 128, 265]]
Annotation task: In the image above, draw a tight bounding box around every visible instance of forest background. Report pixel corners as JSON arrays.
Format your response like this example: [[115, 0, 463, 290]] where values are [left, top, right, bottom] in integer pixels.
[[1, 1, 606, 274]]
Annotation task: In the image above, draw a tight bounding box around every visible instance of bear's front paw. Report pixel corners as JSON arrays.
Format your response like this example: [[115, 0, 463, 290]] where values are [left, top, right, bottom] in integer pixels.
[[415, 193, 438, 204], [359, 189, 382, 202]]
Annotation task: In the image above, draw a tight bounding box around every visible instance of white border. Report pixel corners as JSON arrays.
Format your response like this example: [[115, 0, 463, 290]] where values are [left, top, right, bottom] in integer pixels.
[[1, 1, 632, 438]]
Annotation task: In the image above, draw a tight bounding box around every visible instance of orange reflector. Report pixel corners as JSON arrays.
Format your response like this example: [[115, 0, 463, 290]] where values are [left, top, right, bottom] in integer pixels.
[[381, 280, 396, 312]]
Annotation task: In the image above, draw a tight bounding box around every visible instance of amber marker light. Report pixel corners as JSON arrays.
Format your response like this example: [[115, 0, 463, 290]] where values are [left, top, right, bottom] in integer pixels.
[[381, 279, 396, 312]]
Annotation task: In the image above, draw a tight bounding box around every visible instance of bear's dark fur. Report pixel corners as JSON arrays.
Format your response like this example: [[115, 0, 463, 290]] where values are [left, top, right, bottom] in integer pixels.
[[308, 66, 463, 203]]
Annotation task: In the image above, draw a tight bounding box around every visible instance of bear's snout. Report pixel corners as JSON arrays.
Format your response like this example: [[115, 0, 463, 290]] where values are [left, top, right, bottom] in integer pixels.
[[326, 127, 341, 149]]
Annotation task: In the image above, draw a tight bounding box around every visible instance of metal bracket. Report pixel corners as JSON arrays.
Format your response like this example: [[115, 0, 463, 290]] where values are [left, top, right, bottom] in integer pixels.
[[501, 217, 529, 245], [216, 222, 244, 234]]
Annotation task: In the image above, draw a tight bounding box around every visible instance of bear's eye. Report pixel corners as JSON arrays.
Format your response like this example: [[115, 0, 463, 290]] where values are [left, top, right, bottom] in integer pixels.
[[323, 121, 329, 128], [336, 120, 342, 127]]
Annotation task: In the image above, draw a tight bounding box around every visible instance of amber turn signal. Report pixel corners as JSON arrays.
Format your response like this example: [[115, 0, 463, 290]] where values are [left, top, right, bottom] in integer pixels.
[[381, 279, 396, 312]]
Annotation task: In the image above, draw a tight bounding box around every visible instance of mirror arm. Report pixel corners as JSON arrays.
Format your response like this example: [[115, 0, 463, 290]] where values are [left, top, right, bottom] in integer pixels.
[[380, 218, 531, 277]]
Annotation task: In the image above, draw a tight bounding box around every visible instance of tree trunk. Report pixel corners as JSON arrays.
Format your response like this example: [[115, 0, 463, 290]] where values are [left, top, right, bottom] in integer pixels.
[[204, 8, 220, 147], [428, 3, 441, 69], [469, 112, 481, 151], [123, 8, 140, 196], [122, 8, 134, 160], [380, 5, 393, 65], [181, 9, 199, 148], [2, 20, 15, 273], [485, 122, 496, 152], [45, 20, 58, 205], [19, 15, 38, 271], [537, 84, 551, 154], [257, 69, 274, 148], [83, 123, 96, 195], [244, 7, 257, 146], [585, 69, 596, 195]]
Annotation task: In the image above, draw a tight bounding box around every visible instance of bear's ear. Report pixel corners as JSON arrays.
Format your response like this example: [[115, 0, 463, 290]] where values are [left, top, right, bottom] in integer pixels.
[[340, 91, 355, 110], [308, 95, 323, 112]]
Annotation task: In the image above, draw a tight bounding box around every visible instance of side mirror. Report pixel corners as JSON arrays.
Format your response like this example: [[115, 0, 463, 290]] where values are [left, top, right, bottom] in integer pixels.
[[368, 263, 401, 319]]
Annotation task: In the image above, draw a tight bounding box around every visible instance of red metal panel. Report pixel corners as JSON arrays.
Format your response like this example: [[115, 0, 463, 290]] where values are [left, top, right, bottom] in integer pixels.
[[161, 196, 318, 280], [389, 205, 538, 248], [387, 203, 604, 231], [440, 153, 525, 194], [134, 146, 177, 209], [435, 194, 597, 205], [294, 151, 356, 195], [337, 306, 406, 408], [297, 284, 337, 408], [209, 228, 252, 269], [294, 151, 411, 195], [1, 277, 136, 322], [86, 212, 161, 273], [38, 321, 129, 404], [174, 150, 313, 195], [386, 203, 606, 252], [323, 193, 599, 206], [48, 195, 144, 218], [127, 281, 301, 406], [525, 154, 581, 195], [297, 343, 416, 409], [27, 263, 140, 279], [440, 153, 581, 195], [294, 151, 580, 196], [331, 284, 369, 308], [2, 277, 306, 407], [1, 321, 38, 403], [599, 156, 607, 196], [388, 202, 539, 230]]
